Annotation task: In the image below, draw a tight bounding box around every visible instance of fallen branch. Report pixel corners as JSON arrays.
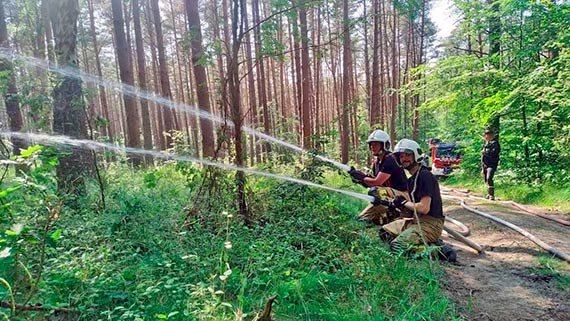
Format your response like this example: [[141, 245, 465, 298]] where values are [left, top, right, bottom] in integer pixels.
[[258, 295, 278, 321]]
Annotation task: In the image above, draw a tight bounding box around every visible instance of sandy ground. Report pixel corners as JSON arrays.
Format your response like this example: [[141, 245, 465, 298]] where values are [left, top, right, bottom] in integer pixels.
[[440, 189, 570, 321]]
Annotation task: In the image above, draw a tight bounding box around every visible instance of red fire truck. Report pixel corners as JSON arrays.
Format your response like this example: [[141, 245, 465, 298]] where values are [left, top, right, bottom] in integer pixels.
[[427, 138, 462, 177]]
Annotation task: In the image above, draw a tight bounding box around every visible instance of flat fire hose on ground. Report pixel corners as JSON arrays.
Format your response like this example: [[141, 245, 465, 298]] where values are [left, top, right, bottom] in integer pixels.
[[443, 225, 483, 254], [440, 186, 570, 228], [445, 216, 470, 236], [459, 199, 570, 263]]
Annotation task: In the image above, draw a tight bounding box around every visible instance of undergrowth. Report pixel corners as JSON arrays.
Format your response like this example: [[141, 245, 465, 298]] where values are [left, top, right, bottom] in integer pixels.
[[0, 147, 460, 320], [441, 170, 570, 212]]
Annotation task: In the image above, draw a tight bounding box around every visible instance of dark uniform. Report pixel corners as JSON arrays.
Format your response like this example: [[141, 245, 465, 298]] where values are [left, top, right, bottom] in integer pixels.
[[358, 154, 409, 225], [383, 166, 445, 251], [481, 138, 501, 198]]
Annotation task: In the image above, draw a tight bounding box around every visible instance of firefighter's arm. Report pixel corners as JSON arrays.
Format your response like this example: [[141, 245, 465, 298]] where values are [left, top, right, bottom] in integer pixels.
[[402, 196, 431, 215], [364, 172, 391, 187]]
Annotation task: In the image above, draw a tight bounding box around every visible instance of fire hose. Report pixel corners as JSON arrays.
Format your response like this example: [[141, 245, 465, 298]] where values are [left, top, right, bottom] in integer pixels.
[[458, 199, 570, 263], [440, 186, 570, 228]]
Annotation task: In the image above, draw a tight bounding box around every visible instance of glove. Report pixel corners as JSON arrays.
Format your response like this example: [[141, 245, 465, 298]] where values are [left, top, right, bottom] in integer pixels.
[[368, 187, 389, 207], [348, 166, 369, 187], [389, 195, 408, 209]]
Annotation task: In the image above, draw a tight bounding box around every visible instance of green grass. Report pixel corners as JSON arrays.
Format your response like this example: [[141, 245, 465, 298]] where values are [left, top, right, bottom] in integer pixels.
[[1, 159, 461, 320], [534, 256, 570, 291], [442, 170, 570, 212]]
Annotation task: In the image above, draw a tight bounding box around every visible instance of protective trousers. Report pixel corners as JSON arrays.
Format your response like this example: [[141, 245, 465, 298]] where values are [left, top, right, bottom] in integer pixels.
[[358, 187, 409, 225], [383, 215, 445, 254]]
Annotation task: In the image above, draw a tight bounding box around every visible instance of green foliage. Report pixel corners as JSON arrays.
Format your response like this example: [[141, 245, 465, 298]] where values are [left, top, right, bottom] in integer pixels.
[[443, 172, 570, 211], [417, 1, 570, 187], [0, 155, 459, 320], [535, 256, 570, 292]]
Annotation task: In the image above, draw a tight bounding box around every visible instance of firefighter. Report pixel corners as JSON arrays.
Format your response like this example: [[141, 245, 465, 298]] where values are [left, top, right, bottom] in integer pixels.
[[481, 129, 501, 200], [348, 129, 408, 225], [372, 138, 452, 260]]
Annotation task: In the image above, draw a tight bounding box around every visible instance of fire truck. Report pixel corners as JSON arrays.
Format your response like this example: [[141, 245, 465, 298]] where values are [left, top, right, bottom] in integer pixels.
[[427, 138, 462, 177]]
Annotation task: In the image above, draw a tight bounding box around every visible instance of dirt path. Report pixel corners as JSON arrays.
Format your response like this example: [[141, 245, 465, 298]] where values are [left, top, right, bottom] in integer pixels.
[[440, 190, 570, 321]]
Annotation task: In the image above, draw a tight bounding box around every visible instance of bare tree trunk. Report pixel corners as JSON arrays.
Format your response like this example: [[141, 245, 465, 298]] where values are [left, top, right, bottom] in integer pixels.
[[0, 0, 25, 157], [411, 0, 427, 141], [51, 0, 92, 194], [363, 0, 371, 126], [299, 2, 313, 149], [150, 0, 175, 148], [252, 0, 271, 156], [133, 0, 153, 161], [87, 0, 112, 140], [380, 0, 389, 128], [185, 0, 215, 158], [111, 0, 141, 165], [370, 0, 380, 126], [389, 3, 398, 146], [41, 0, 55, 62], [228, 0, 250, 224], [242, 0, 259, 164], [340, 0, 351, 163]]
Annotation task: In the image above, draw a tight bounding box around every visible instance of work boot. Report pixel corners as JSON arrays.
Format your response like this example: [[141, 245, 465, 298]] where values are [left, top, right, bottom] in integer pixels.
[[439, 243, 457, 263], [488, 187, 495, 200], [378, 227, 394, 242]]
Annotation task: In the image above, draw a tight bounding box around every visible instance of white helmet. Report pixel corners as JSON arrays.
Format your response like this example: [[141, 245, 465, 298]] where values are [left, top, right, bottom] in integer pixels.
[[366, 129, 391, 151], [394, 138, 424, 162]]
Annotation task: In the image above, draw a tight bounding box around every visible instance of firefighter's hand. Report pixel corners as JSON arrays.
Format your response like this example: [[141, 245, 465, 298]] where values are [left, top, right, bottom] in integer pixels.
[[368, 187, 389, 207], [349, 167, 368, 187], [390, 195, 408, 209]]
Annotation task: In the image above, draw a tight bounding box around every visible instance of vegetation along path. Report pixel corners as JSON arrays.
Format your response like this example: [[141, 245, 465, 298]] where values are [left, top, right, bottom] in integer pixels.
[[440, 188, 570, 321]]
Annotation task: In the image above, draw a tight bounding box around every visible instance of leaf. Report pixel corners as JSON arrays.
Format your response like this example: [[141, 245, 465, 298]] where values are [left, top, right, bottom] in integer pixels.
[[19, 145, 42, 158], [167, 311, 179, 318], [50, 229, 62, 241], [0, 247, 11, 259], [10, 224, 24, 235]]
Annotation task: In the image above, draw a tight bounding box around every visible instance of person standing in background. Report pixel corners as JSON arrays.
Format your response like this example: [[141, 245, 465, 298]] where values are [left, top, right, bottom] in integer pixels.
[[481, 129, 501, 200]]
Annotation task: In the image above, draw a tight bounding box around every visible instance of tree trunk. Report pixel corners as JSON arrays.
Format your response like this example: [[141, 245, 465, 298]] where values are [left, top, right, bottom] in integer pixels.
[[299, 2, 313, 149], [111, 0, 141, 165], [150, 0, 175, 148], [340, 0, 351, 163], [252, 0, 271, 156], [370, 0, 381, 126], [133, 0, 153, 162], [242, 0, 259, 164], [87, 0, 112, 140], [144, 0, 164, 150], [228, 0, 250, 225], [185, 0, 215, 158], [0, 0, 25, 157], [51, 0, 92, 194]]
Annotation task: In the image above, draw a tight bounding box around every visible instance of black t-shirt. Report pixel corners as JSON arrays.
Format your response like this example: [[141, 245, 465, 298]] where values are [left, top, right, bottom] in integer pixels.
[[373, 154, 408, 192], [408, 166, 444, 218]]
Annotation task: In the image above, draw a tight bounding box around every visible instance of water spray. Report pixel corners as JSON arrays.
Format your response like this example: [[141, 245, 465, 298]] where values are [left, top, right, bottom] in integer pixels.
[[0, 50, 352, 173], [0, 131, 369, 202]]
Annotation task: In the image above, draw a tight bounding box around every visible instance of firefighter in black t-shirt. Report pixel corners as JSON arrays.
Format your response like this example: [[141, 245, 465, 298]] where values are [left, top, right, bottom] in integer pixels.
[[373, 138, 445, 253], [481, 129, 501, 200], [348, 129, 409, 225]]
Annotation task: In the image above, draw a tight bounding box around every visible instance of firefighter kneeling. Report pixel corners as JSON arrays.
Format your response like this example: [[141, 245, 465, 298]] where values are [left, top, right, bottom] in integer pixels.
[[370, 138, 456, 262]]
